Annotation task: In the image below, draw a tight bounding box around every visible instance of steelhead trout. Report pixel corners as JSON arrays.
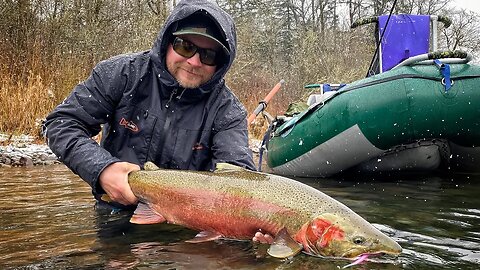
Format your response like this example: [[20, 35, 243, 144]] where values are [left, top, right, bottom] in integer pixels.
[[126, 162, 402, 259]]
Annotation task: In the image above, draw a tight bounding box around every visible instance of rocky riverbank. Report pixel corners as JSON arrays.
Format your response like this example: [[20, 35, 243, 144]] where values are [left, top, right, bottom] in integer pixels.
[[0, 143, 60, 167], [0, 133, 59, 167]]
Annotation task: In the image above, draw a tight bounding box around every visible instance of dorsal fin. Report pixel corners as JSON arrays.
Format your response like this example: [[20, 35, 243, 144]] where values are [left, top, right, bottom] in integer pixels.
[[144, 161, 160, 171], [214, 162, 244, 173]]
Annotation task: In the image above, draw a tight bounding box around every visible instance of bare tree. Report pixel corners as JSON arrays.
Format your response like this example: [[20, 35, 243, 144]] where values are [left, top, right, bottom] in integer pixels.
[[441, 9, 480, 54]]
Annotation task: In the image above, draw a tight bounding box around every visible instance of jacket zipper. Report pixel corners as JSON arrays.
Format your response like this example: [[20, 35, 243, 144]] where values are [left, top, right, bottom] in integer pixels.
[[158, 88, 184, 165]]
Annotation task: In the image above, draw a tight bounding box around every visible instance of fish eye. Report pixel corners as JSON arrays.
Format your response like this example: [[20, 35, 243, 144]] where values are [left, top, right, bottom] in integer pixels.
[[353, 236, 366, 245]]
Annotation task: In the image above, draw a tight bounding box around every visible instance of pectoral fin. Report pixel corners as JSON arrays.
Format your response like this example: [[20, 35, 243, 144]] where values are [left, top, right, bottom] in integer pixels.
[[267, 228, 303, 258], [130, 202, 166, 224], [185, 231, 223, 243]]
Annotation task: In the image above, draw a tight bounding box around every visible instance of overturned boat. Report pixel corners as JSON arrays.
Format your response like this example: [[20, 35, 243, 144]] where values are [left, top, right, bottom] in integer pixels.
[[265, 14, 480, 177]]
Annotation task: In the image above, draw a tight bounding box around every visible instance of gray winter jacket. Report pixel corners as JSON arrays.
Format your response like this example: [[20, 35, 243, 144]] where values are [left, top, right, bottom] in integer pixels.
[[44, 0, 256, 196]]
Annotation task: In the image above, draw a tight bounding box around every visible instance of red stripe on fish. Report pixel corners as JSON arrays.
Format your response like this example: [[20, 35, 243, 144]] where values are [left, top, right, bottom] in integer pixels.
[[139, 186, 302, 239]]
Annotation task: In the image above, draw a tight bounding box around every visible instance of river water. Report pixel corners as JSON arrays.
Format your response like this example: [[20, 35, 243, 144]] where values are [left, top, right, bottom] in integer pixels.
[[1, 165, 479, 269]]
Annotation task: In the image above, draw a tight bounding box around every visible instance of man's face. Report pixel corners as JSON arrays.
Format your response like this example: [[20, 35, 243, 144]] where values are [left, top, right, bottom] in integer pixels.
[[166, 34, 221, 88]]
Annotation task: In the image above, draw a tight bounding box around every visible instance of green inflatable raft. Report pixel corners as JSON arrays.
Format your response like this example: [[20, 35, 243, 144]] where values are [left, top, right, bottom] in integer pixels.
[[265, 15, 480, 177], [266, 55, 480, 177]]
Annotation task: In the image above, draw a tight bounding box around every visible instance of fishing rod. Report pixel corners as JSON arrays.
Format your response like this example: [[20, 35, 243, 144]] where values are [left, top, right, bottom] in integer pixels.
[[365, 0, 399, 77], [247, 79, 284, 125]]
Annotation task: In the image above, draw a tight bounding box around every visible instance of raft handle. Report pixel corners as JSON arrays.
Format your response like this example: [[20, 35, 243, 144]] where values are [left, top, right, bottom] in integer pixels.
[[392, 50, 473, 69]]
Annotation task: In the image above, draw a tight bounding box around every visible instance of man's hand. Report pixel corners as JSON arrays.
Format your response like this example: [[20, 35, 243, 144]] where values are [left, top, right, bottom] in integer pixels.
[[253, 232, 274, 244], [99, 161, 140, 205]]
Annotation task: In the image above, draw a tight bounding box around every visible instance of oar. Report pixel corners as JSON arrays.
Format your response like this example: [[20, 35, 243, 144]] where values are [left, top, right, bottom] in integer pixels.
[[247, 80, 284, 125]]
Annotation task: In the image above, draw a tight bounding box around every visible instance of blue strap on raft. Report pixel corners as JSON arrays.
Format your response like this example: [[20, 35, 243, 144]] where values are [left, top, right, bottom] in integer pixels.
[[434, 59, 452, 92], [258, 121, 276, 171], [258, 133, 268, 171]]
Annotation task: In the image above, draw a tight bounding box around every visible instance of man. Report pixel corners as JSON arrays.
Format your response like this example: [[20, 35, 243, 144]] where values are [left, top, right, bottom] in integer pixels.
[[44, 0, 255, 206], [45, 0, 275, 245]]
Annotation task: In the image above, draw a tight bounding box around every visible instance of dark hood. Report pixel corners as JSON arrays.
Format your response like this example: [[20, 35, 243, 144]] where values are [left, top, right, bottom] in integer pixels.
[[150, 0, 237, 100]]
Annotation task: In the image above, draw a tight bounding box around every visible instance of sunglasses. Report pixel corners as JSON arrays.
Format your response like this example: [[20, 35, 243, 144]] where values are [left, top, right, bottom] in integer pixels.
[[172, 37, 221, 66]]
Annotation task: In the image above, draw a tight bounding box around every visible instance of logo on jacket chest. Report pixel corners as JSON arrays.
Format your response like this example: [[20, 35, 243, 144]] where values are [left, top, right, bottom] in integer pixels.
[[192, 142, 205, 151], [119, 118, 139, 132]]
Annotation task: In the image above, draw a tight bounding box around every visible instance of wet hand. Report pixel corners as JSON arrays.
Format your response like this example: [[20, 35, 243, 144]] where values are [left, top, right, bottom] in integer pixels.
[[99, 161, 140, 205], [253, 232, 274, 244]]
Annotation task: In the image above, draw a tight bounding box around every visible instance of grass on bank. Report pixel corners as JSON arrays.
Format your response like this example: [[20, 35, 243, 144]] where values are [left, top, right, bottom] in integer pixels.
[[0, 72, 55, 137]]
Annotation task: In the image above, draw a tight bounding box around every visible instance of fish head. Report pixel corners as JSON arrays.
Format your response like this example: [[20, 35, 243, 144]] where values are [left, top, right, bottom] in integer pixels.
[[295, 213, 402, 259]]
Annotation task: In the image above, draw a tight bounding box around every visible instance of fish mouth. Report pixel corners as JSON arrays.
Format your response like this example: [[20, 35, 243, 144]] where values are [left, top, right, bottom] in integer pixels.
[[340, 246, 402, 259], [304, 240, 402, 259], [339, 239, 402, 259], [340, 251, 402, 268]]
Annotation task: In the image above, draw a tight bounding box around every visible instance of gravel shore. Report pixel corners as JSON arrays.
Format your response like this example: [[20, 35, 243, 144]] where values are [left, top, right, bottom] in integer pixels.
[[0, 143, 60, 167]]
